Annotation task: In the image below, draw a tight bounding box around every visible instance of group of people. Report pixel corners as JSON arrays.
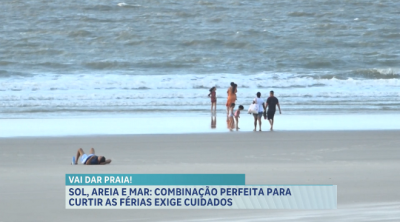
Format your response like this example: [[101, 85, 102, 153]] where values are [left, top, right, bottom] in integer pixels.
[[71, 83, 281, 166], [208, 82, 282, 131], [252, 91, 281, 131]]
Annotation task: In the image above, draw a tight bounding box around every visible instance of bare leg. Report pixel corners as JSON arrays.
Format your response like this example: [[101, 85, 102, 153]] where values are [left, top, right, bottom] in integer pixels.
[[213, 102, 216, 112], [90, 148, 95, 154], [235, 117, 239, 129], [230, 117, 235, 130], [269, 119, 273, 130], [253, 115, 257, 131], [258, 117, 262, 131], [75, 148, 84, 165], [212, 117, 216, 128], [271, 119, 274, 131]]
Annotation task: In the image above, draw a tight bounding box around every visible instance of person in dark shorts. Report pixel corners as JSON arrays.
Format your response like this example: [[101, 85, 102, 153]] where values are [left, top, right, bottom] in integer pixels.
[[266, 91, 282, 131], [71, 148, 111, 165]]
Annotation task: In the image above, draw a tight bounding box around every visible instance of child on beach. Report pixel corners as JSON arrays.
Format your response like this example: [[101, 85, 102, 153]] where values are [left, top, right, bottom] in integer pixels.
[[234, 105, 244, 130], [208, 86, 217, 112], [228, 103, 235, 130]]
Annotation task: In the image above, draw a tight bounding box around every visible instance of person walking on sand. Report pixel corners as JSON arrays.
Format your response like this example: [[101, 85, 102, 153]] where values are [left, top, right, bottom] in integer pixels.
[[253, 92, 266, 131], [208, 86, 217, 112], [226, 82, 237, 116], [266, 90, 282, 131], [71, 148, 111, 165]]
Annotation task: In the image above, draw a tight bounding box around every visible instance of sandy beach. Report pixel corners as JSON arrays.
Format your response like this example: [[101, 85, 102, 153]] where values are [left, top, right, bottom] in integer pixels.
[[0, 131, 399, 221]]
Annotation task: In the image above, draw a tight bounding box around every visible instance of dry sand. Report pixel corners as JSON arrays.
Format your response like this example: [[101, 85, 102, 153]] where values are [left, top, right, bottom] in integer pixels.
[[0, 131, 399, 221]]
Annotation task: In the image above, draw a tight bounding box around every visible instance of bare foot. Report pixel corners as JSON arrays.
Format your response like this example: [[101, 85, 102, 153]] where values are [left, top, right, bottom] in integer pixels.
[[259, 129, 262, 132], [253, 129, 256, 131]]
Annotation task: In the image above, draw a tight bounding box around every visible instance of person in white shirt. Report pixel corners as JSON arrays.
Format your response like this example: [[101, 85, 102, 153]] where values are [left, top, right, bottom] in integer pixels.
[[253, 92, 266, 131]]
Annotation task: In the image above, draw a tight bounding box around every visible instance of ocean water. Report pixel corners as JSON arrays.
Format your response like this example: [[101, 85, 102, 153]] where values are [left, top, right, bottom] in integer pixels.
[[1, 0, 399, 118]]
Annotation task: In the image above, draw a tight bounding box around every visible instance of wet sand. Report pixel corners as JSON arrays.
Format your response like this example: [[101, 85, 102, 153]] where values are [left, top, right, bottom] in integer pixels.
[[0, 131, 399, 221], [1, 114, 400, 137]]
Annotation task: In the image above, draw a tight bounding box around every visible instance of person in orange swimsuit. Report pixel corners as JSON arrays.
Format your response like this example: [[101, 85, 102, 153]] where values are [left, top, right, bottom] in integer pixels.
[[226, 82, 235, 115], [226, 83, 237, 116]]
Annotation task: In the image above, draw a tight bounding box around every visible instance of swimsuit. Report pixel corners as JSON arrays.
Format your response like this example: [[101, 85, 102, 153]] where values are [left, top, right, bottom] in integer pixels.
[[234, 110, 240, 118], [210, 91, 216, 102], [226, 89, 237, 107]]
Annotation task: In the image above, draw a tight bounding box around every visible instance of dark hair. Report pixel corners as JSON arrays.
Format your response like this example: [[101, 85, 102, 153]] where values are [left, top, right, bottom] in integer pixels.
[[230, 82, 235, 87], [231, 84, 237, 93], [238, 105, 244, 110], [256, 92, 261, 98], [270, 90, 274, 94], [209, 86, 216, 92], [230, 103, 235, 107], [99, 156, 106, 163]]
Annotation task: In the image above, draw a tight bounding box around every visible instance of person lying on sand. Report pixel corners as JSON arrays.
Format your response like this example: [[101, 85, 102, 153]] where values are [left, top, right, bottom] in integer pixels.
[[71, 148, 111, 165]]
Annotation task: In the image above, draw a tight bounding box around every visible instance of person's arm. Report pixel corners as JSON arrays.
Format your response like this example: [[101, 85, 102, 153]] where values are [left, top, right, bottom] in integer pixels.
[[277, 103, 282, 114], [85, 156, 95, 165], [263, 99, 268, 117], [100, 159, 112, 165]]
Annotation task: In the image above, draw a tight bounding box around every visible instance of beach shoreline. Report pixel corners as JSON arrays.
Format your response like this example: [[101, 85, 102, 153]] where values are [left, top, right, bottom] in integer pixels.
[[1, 114, 400, 137]]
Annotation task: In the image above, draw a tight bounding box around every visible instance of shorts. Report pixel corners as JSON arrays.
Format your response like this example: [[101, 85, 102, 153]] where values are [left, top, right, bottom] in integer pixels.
[[253, 112, 263, 118], [81, 154, 94, 164], [267, 110, 276, 120]]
